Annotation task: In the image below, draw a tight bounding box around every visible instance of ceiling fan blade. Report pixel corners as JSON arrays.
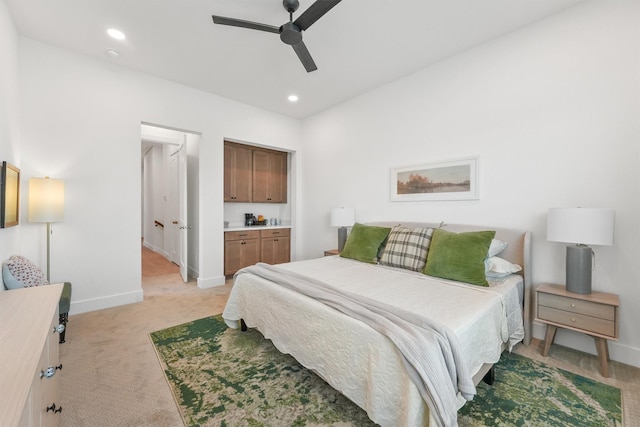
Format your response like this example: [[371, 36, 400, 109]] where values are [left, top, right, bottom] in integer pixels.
[[212, 15, 280, 34], [291, 41, 317, 72], [293, 0, 341, 31]]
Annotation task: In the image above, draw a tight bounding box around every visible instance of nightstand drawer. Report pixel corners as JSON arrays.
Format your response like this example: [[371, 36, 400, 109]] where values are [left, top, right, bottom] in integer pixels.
[[538, 306, 616, 337], [538, 293, 615, 321]]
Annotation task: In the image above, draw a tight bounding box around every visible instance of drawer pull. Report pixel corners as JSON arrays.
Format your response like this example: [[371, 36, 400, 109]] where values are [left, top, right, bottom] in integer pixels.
[[239, 234, 247, 237], [41, 367, 56, 379], [46, 403, 62, 414], [41, 364, 63, 379]]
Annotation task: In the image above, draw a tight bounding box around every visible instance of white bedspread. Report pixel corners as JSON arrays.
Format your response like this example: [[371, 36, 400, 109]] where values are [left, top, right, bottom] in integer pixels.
[[222, 256, 524, 427]]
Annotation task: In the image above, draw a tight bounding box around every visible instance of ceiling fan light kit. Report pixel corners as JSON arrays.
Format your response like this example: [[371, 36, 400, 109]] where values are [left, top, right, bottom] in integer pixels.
[[212, 0, 341, 73]]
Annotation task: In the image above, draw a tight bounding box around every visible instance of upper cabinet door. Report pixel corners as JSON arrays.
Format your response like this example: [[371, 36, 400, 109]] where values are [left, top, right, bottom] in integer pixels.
[[252, 149, 287, 203], [224, 142, 252, 202]]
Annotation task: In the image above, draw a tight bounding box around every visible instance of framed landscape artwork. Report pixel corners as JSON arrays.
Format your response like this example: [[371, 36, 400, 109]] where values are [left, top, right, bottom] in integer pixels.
[[1, 161, 20, 228], [390, 156, 479, 201]]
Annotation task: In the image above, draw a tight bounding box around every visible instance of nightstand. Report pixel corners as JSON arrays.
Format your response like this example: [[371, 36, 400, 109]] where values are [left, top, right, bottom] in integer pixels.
[[324, 249, 340, 256], [535, 283, 619, 377]]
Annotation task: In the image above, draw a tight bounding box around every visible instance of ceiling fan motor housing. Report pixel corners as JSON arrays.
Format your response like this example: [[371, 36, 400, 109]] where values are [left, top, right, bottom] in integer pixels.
[[280, 22, 302, 45], [283, 0, 299, 13]]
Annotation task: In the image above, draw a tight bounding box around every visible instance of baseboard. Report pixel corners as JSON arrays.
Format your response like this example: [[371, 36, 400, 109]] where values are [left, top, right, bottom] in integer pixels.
[[69, 289, 144, 315], [197, 274, 226, 289], [532, 321, 640, 369]]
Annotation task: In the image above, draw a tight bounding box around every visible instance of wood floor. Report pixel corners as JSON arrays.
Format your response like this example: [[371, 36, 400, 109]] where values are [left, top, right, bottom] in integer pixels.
[[141, 244, 180, 278]]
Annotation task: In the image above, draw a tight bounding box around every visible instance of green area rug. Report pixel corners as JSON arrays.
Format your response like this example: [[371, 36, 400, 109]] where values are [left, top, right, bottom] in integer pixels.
[[150, 315, 622, 427]]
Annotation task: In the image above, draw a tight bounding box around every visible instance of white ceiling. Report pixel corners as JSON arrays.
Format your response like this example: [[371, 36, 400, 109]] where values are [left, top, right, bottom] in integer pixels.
[[7, 0, 583, 119]]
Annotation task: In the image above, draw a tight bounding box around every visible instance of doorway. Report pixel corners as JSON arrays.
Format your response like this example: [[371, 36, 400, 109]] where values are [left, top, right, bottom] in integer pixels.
[[141, 123, 199, 284]]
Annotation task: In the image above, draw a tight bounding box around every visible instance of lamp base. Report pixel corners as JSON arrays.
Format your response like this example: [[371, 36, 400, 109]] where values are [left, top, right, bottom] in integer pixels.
[[566, 245, 592, 294], [337, 227, 348, 252]]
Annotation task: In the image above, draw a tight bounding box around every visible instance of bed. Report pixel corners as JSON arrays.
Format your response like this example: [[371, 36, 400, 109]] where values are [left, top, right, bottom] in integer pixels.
[[222, 222, 532, 427]]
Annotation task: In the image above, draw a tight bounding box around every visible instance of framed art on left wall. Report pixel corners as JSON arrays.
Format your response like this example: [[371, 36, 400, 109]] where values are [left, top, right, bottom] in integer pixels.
[[1, 161, 20, 228]]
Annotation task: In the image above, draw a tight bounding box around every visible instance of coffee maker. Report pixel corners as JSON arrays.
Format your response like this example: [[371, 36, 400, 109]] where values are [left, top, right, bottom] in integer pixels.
[[245, 213, 256, 226]]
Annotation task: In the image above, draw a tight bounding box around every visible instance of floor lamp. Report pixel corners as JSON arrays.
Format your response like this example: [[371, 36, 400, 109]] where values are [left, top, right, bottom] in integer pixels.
[[29, 177, 65, 282]]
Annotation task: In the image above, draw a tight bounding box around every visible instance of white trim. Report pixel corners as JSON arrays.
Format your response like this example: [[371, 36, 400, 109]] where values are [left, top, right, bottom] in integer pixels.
[[197, 274, 226, 289], [69, 290, 143, 315]]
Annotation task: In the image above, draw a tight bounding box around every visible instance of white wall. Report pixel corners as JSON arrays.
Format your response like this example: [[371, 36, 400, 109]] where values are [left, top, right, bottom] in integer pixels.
[[301, 0, 640, 367], [16, 36, 302, 312], [0, 0, 21, 267], [142, 145, 163, 253]]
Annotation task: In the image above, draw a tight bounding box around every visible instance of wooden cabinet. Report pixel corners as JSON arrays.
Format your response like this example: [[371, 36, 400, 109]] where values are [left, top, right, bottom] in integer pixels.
[[535, 283, 619, 377], [224, 228, 291, 275], [224, 141, 287, 203], [1, 284, 64, 427], [224, 230, 261, 275], [260, 229, 290, 265], [252, 149, 287, 203], [224, 142, 252, 202]]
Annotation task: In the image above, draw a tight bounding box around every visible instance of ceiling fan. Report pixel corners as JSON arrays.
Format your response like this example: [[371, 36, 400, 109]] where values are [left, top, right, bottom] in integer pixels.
[[212, 0, 342, 72]]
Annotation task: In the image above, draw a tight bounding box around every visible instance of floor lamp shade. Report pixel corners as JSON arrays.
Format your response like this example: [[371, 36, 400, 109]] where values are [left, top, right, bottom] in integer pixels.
[[547, 208, 614, 294], [331, 207, 355, 251], [28, 177, 64, 282], [29, 177, 65, 222]]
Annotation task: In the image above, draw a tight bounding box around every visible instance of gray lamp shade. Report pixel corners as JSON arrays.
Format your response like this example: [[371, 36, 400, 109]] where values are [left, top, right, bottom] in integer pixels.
[[547, 208, 614, 294]]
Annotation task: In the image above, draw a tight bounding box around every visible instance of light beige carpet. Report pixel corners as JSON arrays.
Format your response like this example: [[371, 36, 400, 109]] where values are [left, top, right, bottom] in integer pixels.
[[59, 250, 640, 426]]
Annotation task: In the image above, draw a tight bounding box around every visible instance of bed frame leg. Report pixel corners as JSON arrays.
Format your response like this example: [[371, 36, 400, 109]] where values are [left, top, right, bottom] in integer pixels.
[[482, 366, 495, 385], [240, 319, 247, 332]]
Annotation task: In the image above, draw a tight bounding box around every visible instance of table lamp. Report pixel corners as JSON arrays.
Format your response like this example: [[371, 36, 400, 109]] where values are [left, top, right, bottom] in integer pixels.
[[547, 207, 614, 294], [29, 177, 65, 282], [330, 207, 355, 251]]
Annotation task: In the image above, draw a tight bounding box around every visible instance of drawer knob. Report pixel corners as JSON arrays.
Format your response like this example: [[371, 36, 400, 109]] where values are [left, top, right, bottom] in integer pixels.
[[41, 367, 56, 379], [571, 303, 576, 308], [571, 318, 576, 323]]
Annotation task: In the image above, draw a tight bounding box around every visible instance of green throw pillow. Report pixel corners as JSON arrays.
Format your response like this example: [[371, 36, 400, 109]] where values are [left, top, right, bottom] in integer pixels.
[[340, 223, 391, 264], [423, 228, 496, 286]]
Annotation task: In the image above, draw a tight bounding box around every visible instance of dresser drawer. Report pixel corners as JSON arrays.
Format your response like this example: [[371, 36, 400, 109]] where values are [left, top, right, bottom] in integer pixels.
[[225, 230, 260, 241], [538, 293, 615, 321], [261, 228, 290, 238], [537, 306, 616, 337]]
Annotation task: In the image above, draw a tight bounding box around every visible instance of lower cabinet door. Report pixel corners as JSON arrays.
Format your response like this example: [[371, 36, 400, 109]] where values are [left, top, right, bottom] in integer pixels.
[[224, 239, 260, 275]]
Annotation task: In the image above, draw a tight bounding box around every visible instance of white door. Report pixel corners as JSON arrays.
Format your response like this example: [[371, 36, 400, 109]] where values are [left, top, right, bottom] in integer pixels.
[[169, 142, 189, 283]]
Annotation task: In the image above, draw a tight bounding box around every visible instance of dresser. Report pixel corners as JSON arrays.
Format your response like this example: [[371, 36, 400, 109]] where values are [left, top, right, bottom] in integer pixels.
[[0, 284, 64, 426], [535, 283, 619, 377]]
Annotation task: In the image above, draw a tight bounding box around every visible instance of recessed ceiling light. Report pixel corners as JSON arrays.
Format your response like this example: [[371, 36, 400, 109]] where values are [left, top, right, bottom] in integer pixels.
[[107, 28, 126, 40], [288, 95, 299, 102]]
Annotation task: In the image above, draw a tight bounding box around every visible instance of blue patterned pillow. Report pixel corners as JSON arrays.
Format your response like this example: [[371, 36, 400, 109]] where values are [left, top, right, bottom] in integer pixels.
[[2, 255, 49, 289], [379, 226, 434, 271]]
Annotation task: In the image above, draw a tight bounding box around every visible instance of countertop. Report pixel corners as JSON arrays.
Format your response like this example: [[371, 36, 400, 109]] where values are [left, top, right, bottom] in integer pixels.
[[224, 224, 291, 232]]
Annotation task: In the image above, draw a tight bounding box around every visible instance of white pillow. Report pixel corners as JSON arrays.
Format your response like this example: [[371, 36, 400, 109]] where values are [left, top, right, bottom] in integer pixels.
[[485, 256, 522, 278], [487, 239, 508, 258]]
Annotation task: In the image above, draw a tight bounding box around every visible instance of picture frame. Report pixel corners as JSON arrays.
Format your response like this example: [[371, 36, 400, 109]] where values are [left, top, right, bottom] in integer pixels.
[[390, 156, 479, 201], [1, 161, 20, 228]]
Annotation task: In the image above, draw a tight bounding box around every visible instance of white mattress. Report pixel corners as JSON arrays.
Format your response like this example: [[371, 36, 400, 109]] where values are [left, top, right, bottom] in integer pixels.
[[223, 256, 525, 427]]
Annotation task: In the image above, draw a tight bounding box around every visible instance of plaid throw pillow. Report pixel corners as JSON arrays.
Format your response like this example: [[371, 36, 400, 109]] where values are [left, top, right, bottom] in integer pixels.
[[379, 226, 434, 271]]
